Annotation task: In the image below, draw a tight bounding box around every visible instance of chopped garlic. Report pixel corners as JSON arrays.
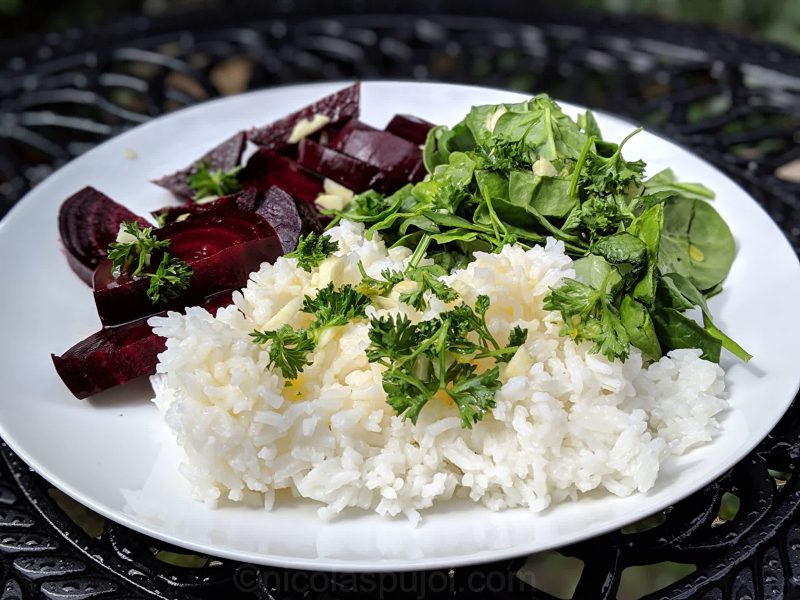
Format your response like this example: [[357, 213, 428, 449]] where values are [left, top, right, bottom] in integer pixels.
[[115, 225, 138, 244], [315, 194, 347, 211], [287, 114, 331, 144], [315, 179, 354, 212], [323, 178, 354, 201], [485, 106, 507, 134], [262, 297, 304, 331], [503, 345, 534, 379], [195, 194, 220, 205], [316, 256, 345, 287], [532, 158, 557, 177]]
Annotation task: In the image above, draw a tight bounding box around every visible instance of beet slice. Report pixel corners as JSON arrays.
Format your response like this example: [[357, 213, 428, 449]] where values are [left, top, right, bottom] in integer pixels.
[[240, 150, 324, 204], [248, 83, 360, 149], [296, 139, 382, 193], [52, 290, 234, 400], [152, 131, 247, 200], [255, 187, 303, 253], [59, 186, 150, 286], [152, 187, 303, 253], [385, 114, 435, 146], [150, 188, 259, 226], [330, 129, 426, 192], [93, 209, 281, 326]]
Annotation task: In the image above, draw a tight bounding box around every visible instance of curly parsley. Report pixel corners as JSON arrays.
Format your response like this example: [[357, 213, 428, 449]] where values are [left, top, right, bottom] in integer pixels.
[[285, 232, 340, 272], [106, 222, 192, 304], [187, 162, 242, 200]]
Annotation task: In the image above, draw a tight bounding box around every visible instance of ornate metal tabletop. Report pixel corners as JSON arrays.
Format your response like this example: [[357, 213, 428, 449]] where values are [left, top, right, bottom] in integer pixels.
[[1, 4, 799, 599]]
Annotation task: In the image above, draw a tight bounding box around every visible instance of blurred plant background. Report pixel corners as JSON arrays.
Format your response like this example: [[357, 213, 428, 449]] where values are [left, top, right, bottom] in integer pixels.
[[1, 0, 800, 50]]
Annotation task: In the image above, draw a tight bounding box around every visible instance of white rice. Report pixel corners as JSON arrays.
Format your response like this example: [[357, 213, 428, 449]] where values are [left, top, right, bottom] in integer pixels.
[[149, 220, 727, 524]]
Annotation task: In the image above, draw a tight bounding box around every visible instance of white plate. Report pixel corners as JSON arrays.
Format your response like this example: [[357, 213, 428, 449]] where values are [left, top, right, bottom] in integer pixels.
[[1, 81, 798, 572]]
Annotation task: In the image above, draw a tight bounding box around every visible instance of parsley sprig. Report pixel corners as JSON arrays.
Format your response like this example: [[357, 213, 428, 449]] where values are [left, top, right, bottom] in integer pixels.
[[107, 222, 192, 304], [187, 162, 242, 200], [285, 232, 340, 272], [108, 222, 169, 276], [250, 283, 371, 379], [366, 295, 527, 428]]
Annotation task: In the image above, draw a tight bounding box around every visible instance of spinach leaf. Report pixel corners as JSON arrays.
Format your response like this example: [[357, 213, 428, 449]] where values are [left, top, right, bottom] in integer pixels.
[[660, 273, 751, 361], [644, 168, 715, 201], [652, 307, 722, 363], [658, 196, 735, 291], [620, 296, 662, 359], [590, 232, 648, 273], [628, 203, 664, 306], [573, 254, 622, 291], [508, 171, 575, 218]]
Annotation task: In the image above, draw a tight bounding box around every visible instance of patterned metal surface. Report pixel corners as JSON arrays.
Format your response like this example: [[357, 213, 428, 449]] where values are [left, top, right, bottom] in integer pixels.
[[1, 6, 800, 599]]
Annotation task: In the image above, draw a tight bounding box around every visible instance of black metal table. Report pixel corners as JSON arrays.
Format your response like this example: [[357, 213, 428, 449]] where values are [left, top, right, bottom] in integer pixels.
[[1, 4, 800, 599]]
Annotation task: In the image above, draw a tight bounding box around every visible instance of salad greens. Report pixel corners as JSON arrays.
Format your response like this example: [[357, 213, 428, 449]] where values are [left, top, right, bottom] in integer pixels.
[[107, 221, 192, 304], [329, 94, 748, 364]]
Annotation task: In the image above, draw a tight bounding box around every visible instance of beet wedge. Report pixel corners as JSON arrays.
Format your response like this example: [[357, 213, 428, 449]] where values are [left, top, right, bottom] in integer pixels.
[[52, 291, 234, 399], [240, 150, 324, 204], [328, 118, 377, 148], [59, 186, 150, 286], [153, 131, 247, 200], [150, 188, 260, 226], [330, 129, 426, 192], [255, 187, 303, 253], [385, 114, 435, 146], [93, 209, 281, 326], [248, 82, 360, 149], [152, 187, 303, 254], [296, 139, 382, 193]]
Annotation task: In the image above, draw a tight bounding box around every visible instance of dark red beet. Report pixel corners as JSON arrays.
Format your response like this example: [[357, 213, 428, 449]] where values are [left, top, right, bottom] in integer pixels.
[[240, 150, 323, 204], [294, 198, 327, 235], [93, 209, 281, 326], [59, 187, 150, 286], [248, 83, 360, 149], [255, 187, 303, 253], [150, 188, 259, 225], [328, 119, 378, 148], [52, 291, 234, 399], [152, 187, 304, 253], [152, 131, 247, 200], [330, 129, 426, 192], [296, 139, 382, 193], [385, 114, 435, 146]]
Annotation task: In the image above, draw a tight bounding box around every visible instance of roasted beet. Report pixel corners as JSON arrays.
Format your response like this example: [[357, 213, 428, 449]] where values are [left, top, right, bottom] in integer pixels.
[[240, 150, 323, 204], [385, 114, 435, 145], [331, 129, 426, 192], [153, 131, 247, 200], [93, 209, 281, 326], [255, 187, 303, 253], [328, 119, 378, 148], [152, 187, 303, 253], [52, 291, 234, 399], [59, 186, 150, 286], [296, 139, 382, 193], [248, 83, 360, 149], [150, 188, 259, 225]]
